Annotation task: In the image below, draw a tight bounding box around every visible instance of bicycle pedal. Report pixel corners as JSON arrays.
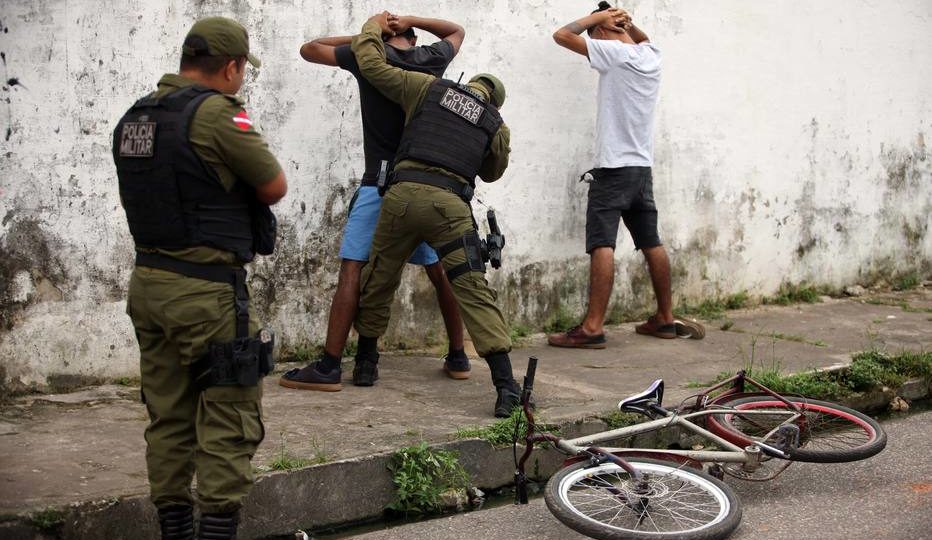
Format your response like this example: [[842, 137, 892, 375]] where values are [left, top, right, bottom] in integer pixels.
[[774, 424, 801, 450]]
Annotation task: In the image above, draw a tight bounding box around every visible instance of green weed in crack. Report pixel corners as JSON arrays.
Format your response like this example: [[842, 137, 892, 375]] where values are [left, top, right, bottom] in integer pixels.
[[455, 407, 558, 448], [387, 443, 470, 515]]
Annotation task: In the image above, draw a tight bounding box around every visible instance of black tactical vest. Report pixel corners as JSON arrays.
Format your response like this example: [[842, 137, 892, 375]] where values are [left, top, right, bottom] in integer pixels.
[[394, 79, 503, 182], [112, 85, 256, 262]]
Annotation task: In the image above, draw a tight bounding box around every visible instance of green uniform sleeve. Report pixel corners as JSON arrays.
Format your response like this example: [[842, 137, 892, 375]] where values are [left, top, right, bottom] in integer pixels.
[[189, 95, 282, 191], [477, 123, 511, 182], [351, 20, 433, 117]]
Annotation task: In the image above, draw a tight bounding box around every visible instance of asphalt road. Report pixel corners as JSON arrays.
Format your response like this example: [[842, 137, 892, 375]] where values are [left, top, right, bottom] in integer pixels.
[[322, 409, 932, 540]]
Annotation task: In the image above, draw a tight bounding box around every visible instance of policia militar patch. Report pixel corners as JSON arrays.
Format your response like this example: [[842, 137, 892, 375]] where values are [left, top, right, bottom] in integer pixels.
[[439, 88, 484, 125], [118, 121, 157, 158]]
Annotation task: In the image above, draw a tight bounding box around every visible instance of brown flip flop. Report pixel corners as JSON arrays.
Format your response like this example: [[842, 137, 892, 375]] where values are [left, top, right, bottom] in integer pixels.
[[674, 318, 706, 340]]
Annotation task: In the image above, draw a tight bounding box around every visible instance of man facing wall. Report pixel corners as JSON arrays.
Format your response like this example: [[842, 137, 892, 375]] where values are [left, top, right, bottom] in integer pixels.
[[548, 2, 704, 350]]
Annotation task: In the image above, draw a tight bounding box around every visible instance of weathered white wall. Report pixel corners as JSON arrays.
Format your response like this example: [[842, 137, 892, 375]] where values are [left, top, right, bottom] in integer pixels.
[[1, 0, 930, 393]]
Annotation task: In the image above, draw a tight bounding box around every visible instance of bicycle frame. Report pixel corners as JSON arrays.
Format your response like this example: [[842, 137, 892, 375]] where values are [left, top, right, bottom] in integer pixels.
[[578, 406, 802, 458]]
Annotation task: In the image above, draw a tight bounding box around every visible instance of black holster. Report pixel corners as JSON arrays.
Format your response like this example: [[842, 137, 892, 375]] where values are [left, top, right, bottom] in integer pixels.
[[192, 332, 274, 389], [437, 229, 486, 281]]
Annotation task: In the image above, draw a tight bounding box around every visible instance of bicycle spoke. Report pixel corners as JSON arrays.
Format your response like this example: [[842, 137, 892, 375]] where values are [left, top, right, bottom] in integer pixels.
[[709, 395, 886, 464]]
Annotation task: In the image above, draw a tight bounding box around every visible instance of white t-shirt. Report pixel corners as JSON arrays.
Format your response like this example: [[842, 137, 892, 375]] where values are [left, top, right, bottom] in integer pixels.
[[585, 35, 662, 168]]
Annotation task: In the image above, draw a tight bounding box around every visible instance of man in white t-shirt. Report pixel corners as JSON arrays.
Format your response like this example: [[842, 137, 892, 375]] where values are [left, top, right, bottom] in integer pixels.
[[548, 2, 704, 349]]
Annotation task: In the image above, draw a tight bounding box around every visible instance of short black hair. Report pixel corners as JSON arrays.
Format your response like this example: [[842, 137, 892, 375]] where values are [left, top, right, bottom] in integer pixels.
[[400, 27, 416, 40], [179, 34, 245, 74]]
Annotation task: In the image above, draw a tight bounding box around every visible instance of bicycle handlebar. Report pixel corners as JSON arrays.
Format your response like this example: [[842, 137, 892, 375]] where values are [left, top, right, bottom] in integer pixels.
[[522, 357, 538, 404], [515, 357, 538, 505]]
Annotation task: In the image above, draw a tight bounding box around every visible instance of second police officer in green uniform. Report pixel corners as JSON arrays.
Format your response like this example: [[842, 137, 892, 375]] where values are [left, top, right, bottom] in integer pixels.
[[113, 17, 287, 540], [348, 12, 522, 417]]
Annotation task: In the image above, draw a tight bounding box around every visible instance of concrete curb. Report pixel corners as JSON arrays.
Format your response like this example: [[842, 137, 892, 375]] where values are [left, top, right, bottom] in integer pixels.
[[2, 377, 929, 540]]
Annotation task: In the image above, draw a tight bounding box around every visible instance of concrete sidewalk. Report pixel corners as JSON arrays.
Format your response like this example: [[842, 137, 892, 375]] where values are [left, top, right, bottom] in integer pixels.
[[0, 288, 929, 539]]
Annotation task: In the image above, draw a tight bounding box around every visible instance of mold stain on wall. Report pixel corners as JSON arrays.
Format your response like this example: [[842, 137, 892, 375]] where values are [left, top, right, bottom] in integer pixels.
[[0, 217, 68, 331], [875, 135, 931, 273]]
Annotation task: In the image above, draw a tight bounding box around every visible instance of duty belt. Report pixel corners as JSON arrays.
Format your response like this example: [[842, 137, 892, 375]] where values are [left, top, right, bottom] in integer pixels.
[[135, 252, 249, 339], [392, 170, 474, 203]]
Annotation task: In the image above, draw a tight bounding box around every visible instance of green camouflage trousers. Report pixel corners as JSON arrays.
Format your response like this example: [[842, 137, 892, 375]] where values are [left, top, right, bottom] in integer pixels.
[[127, 266, 263, 514], [354, 182, 512, 357]]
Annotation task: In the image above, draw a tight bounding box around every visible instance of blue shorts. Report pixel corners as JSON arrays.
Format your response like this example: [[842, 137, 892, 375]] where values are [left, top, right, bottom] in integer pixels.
[[339, 186, 440, 265]]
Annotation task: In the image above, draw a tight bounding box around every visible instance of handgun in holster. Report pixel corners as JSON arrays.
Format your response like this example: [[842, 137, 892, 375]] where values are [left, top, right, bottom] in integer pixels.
[[377, 160, 392, 197], [481, 209, 506, 269]]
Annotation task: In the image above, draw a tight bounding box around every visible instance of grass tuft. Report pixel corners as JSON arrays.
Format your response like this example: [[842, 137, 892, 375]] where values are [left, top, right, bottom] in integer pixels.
[[893, 273, 920, 291], [455, 407, 557, 447], [763, 283, 822, 306], [700, 349, 932, 400], [387, 443, 470, 515], [600, 411, 644, 429], [261, 432, 330, 472], [30, 508, 64, 532], [509, 323, 531, 345], [678, 291, 751, 320], [543, 306, 577, 334]]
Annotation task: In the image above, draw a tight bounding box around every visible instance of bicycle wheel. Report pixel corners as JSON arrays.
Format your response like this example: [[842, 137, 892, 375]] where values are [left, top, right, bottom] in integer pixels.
[[544, 457, 742, 540], [706, 395, 886, 463]]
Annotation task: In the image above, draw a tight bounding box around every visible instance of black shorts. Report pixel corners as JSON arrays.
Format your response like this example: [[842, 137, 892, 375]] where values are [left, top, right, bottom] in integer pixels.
[[585, 167, 661, 253]]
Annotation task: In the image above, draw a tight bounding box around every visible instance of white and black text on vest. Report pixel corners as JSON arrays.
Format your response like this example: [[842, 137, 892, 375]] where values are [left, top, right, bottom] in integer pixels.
[[119, 122, 157, 158], [439, 89, 484, 125]]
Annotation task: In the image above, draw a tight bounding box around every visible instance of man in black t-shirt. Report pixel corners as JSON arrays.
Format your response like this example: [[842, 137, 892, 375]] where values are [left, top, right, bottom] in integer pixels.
[[282, 14, 467, 391]]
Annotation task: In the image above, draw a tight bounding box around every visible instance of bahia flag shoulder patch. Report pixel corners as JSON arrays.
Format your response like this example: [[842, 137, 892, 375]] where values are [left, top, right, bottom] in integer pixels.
[[232, 110, 253, 131]]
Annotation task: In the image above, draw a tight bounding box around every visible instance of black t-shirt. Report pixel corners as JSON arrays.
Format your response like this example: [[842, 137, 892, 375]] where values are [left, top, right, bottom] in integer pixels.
[[335, 40, 455, 183]]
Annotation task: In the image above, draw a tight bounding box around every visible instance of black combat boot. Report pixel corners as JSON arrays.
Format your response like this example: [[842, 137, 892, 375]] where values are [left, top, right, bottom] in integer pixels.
[[485, 352, 522, 417], [198, 511, 238, 540], [494, 380, 522, 418], [157, 505, 195, 540]]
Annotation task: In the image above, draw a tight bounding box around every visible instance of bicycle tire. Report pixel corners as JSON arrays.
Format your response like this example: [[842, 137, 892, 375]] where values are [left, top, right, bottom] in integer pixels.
[[706, 395, 886, 463], [544, 457, 742, 540]]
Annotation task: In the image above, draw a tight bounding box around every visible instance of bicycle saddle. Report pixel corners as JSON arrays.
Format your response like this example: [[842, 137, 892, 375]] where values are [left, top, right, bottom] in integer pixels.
[[618, 379, 664, 415]]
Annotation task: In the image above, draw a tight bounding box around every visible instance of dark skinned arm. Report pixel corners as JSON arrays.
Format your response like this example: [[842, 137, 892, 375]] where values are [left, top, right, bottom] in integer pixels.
[[388, 15, 466, 54], [351, 15, 434, 114], [299, 35, 353, 67], [627, 22, 650, 44]]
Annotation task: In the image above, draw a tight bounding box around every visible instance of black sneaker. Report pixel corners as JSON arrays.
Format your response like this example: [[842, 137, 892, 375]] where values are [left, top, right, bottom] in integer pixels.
[[352, 351, 380, 386], [279, 362, 342, 392], [494, 382, 522, 418], [442, 350, 471, 380]]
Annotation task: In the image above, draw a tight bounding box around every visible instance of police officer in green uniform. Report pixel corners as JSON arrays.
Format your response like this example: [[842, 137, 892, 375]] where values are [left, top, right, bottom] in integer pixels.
[[349, 13, 520, 417], [112, 17, 287, 540]]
